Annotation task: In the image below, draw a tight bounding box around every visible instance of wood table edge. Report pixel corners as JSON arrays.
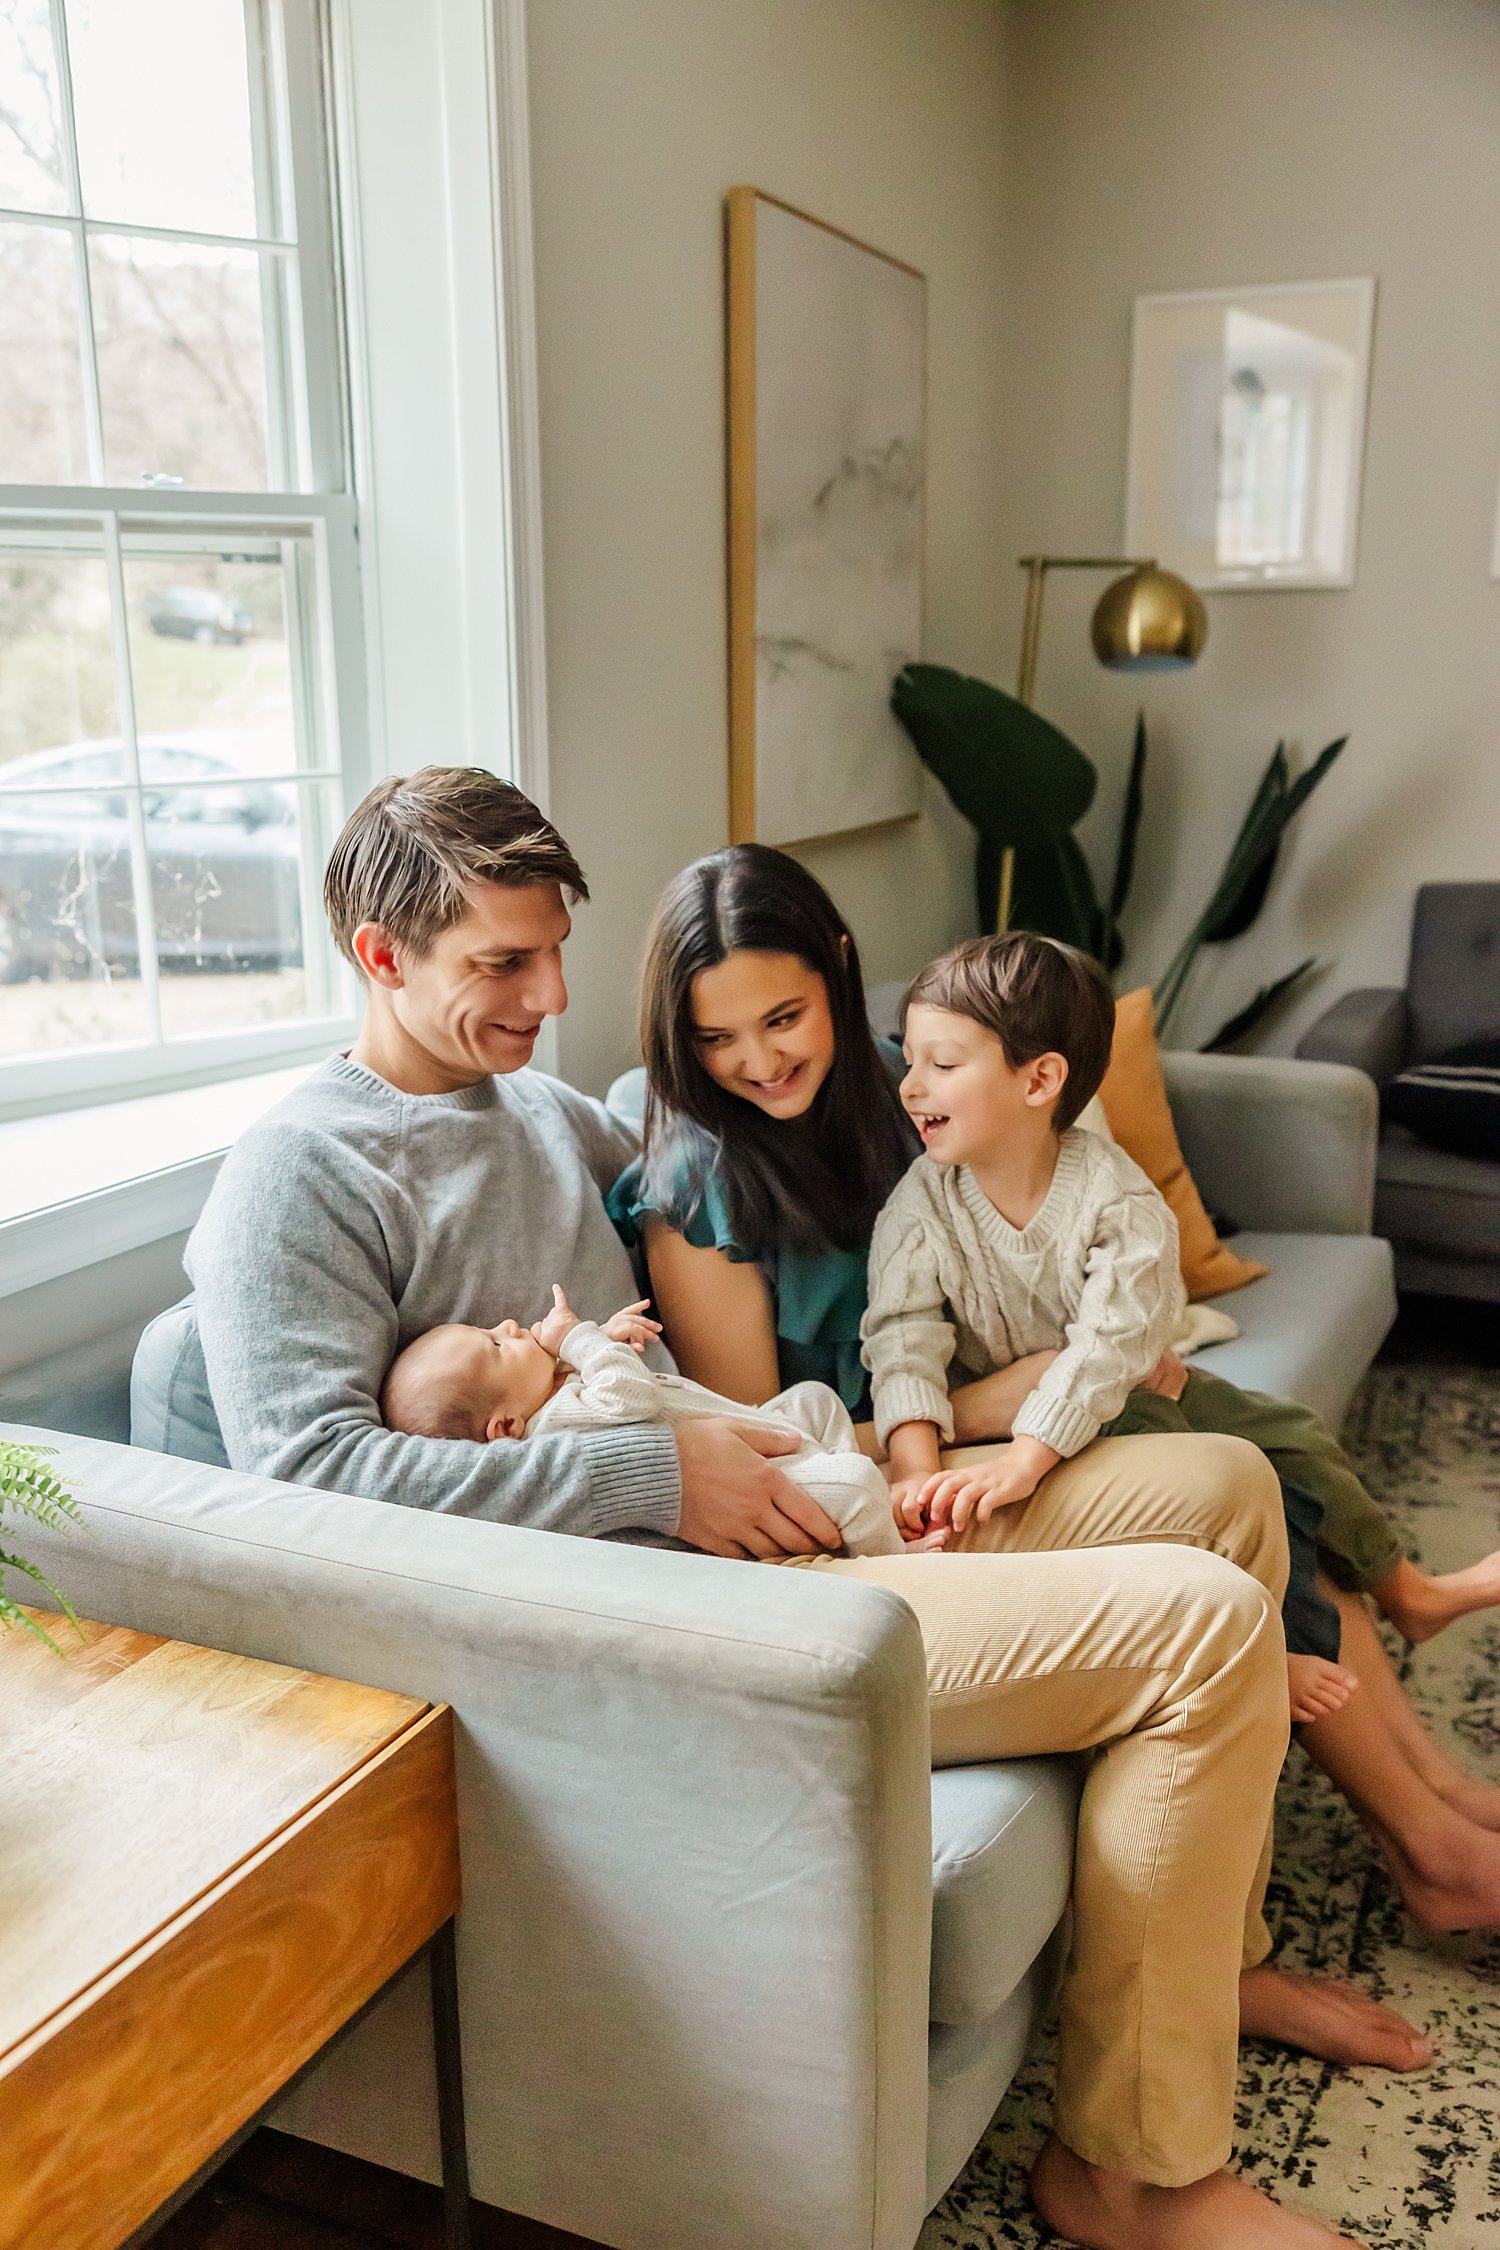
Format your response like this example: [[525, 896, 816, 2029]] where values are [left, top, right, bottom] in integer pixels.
[[1, 1702, 456, 2078]]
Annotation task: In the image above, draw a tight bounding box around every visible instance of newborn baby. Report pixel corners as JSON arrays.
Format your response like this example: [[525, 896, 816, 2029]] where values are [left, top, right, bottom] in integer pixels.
[[381, 1286, 928, 1559]]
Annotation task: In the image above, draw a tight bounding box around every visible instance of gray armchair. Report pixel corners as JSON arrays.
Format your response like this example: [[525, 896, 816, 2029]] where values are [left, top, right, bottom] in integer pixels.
[[1297, 882, 1500, 1302]]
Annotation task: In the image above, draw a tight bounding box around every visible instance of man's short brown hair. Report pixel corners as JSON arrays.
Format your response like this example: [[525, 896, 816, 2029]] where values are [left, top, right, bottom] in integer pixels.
[[903, 932, 1115, 1132], [323, 767, 589, 967]]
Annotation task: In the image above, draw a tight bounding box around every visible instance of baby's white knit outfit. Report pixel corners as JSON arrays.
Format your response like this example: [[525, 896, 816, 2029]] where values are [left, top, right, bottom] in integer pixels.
[[527, 1323, 903, 1556], [862, 1127, 1185, 1458]]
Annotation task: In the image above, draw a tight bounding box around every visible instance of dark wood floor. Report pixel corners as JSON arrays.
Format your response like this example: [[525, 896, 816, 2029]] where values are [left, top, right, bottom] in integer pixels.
[[152, 2131, 604, 2250]]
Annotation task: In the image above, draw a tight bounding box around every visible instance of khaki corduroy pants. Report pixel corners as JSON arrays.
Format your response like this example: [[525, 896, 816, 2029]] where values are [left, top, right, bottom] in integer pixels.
[[807, 1431, 1290, 2186]]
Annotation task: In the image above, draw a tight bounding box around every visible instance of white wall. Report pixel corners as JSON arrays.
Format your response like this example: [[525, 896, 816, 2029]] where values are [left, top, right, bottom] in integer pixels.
[[524, 0, 1018, 1089], [996, 0, 1500, 1051]]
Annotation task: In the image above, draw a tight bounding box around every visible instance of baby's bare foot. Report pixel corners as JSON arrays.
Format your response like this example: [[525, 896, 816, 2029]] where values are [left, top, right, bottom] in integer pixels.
[[1287, 1652, 1359, 1726], [1031, 2136, 1359, 2248]]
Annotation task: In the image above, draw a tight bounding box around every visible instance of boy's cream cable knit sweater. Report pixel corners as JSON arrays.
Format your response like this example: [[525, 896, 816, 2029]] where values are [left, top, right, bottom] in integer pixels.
[[861, 1127, 1186, 1458]]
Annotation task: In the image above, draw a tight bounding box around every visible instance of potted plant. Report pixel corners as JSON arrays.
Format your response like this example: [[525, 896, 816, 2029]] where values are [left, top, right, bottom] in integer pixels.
[[891, 664, 1346, 1051], [1, 1439, 84, 1650]]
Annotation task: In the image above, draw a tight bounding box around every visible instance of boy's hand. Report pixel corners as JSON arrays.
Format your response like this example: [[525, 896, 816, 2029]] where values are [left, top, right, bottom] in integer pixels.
[[917, 1436, 1061, 1536], [531, 1283, 580, 1356], [603, 1299, 663, 1355], [1139, 1349, 1189, 1403]]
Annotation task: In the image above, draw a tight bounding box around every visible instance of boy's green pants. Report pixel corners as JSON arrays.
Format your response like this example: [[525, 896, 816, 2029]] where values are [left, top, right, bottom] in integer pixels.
[[1106, 1366, 1403, 1593]]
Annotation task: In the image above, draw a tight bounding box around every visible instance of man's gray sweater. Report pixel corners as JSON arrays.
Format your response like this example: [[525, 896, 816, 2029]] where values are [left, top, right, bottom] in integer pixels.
[[184, 1055, 681, 1539]]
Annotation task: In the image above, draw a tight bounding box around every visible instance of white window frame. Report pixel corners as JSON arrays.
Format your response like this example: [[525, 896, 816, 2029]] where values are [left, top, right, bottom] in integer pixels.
[[0, 0, 550, 1123]]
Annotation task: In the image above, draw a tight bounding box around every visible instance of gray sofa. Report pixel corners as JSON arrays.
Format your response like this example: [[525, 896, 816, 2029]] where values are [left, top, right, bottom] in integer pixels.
[[8, 1050, 1393, 2250], [1297, 880, 1500, 1302]]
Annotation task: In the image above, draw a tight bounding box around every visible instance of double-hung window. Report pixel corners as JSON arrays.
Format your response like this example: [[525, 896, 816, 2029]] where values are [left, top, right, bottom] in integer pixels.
[[0, 0, 363, 1113]]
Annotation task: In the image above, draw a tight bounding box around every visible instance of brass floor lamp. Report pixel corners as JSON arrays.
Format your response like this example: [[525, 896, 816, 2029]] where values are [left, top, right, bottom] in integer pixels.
[[999, 555, 1208, 930]]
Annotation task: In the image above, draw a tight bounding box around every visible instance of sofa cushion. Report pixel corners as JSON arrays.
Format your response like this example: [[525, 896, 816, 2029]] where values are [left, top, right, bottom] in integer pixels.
[[1188, 1231, 1395, 1430], [1406, 882, 1500, 1065], [1099, 989, 1269, 1301], [928, 1756, 1081, 2026], [1383, 1036, 1500, 1164], [1376, 1126, 1500, 1266], [129, 1295, 229, 1466]]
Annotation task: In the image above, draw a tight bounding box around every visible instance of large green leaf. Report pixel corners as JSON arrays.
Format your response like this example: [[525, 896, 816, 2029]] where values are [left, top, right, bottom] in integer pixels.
[[892, 663, 1096, 850], [1009, 831, 1103, 953]]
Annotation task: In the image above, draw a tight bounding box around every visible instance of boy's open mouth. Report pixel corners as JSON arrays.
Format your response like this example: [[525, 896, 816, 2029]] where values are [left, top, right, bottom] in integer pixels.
[[913, 1111, 949, 1142]]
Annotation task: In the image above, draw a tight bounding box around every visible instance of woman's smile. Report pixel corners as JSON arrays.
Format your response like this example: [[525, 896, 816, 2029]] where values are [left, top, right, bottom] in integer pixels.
[[689, 949, 837, 1120]]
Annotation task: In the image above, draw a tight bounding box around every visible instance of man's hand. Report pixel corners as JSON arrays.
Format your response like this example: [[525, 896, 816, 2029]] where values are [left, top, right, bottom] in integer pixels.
[[917, 1435, 1061, 1536], [1138, 1349, 1189, 1403], [531, 1283, 580, 1356], [602, 1299, 663, 1355], [675, 1417, 843, 1560]]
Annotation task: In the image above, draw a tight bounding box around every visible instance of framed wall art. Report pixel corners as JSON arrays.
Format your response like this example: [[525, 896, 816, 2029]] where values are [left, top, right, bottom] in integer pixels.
[[1125, 277, 1376, 590], [726, 186, 926, 845]]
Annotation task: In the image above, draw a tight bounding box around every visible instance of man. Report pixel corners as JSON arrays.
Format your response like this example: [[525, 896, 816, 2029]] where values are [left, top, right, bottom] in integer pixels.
[[144, 767, 840, 1558], [137, 769, 1408, 2250]]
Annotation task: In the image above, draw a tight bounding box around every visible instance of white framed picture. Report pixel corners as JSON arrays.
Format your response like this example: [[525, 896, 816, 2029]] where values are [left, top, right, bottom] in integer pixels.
[[1125, 277, 1376, 591]]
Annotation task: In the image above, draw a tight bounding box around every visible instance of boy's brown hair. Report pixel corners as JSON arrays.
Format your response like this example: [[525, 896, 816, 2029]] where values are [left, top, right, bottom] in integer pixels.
[[903, 931, 1115, 1132], [323, 767, 588, 968]]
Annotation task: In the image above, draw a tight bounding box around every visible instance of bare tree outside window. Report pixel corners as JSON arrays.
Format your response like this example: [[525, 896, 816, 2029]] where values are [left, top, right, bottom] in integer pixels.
[[0, 0, 357, 1099]]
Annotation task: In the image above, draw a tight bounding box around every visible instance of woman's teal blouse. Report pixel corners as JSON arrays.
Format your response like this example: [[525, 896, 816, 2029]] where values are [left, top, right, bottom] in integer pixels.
[[607, 1041, 910, 1420]]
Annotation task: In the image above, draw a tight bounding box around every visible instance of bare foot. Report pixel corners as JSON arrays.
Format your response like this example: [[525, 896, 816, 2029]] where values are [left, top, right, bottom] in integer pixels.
[[1377, 1825, 1500, 1932], [1239, 1963, 1433, 2069], [1374, 1551, 1500, 1645], [1287, 1653, 1359, 1726], [1031, 2135, 1358, 2247]]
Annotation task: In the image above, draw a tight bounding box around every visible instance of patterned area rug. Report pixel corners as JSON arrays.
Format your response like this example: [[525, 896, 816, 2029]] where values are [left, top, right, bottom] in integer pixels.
[[920, 1354, 1500, 2247]]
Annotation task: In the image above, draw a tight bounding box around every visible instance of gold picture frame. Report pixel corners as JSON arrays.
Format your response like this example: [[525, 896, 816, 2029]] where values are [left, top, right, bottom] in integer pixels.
[[725, 186, 926, 847]]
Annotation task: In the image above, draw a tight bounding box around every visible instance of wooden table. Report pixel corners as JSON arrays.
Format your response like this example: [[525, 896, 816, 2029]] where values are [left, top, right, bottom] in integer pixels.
[[0, 1613, 472, 2250]]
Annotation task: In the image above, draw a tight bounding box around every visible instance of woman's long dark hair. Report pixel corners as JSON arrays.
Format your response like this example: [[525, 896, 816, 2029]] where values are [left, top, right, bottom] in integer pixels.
[[639, 845, 913, 1257]]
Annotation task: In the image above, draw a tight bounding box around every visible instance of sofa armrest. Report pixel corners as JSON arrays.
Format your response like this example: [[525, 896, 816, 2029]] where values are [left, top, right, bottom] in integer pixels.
[[1161, 1050, 1380, 1237], [6, 1422, 933, 2250], [1294, 987, 1408, 1086]]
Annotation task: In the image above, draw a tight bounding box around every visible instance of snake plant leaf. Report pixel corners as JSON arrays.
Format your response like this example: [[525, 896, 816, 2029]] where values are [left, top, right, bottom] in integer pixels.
[[1202, 738, 1346, 945], [1110, 712, 1148, 920], [1201, 958, 1322, 1053], [891, 664, 1097, 850]]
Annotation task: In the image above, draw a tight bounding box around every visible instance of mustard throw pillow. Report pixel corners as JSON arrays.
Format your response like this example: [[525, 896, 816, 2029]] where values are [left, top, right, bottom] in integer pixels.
[[1098, 988, 1269, 1302]]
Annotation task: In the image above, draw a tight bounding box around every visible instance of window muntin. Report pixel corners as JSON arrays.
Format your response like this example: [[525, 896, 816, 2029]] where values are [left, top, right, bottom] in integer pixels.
[[0, 0, 359, 1110]]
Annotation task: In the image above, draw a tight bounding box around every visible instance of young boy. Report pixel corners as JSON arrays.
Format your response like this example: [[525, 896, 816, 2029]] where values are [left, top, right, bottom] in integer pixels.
[[381, 1284, 927, 1558], [861, 932, 1413, 1725]]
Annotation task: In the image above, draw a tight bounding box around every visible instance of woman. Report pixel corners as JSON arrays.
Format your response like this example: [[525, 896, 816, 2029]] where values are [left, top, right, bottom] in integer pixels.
[[616, 844, 1500, 1949], [610, 841, 1063, 1445]]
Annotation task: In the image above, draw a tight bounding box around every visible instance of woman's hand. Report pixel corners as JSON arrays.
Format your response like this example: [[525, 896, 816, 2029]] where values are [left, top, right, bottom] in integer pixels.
[[602, 1299, 664, 1355], [917, 1435, 1062, 1535]]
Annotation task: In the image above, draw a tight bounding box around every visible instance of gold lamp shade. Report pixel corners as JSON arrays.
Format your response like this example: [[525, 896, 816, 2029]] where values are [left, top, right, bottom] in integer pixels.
[[1090, 564, 1208, 673]]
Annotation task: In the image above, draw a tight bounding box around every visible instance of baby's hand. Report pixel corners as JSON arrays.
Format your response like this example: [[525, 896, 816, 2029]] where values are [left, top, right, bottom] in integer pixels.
[[531, 1284, 580, 1357], [603, 1299, 663, 1355], [889, 1474, 938, 1544], [916, 1437, 1061, 1536]]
